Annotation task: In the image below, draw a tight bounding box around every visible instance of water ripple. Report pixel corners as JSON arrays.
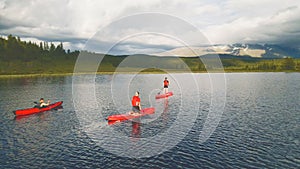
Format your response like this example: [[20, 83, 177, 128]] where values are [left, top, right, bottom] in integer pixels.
[[1, 73, 300, 168]]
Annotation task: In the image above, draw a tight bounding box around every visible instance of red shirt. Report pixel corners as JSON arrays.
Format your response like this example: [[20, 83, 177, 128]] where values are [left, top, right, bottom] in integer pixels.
[[164, 80, 169, 86], [132, 96, 140, 106]]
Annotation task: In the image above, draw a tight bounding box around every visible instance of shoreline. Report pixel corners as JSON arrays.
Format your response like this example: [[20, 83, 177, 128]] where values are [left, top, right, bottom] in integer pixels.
[[0, 70, 299, 78]]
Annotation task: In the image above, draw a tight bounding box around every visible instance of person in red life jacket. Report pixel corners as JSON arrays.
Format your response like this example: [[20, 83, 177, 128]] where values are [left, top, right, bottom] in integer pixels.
[[131, 91, 141, 115], [163, 77, 169, 93]]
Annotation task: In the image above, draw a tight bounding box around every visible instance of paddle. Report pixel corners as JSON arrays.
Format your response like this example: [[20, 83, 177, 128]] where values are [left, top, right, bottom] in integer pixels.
[[157, 88, 164, 94], [33, 101, 40, 108]]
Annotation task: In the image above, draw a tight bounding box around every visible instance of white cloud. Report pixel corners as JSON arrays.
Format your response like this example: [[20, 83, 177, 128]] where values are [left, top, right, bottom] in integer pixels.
[[0, 0, 300, 53], [204, 3, 300, 45]]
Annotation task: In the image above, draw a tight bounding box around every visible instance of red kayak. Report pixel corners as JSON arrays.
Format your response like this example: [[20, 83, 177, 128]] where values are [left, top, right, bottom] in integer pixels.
[[107, 107, 155, 124], [14, 101, 63, 116], [155, 92, 173, 99]]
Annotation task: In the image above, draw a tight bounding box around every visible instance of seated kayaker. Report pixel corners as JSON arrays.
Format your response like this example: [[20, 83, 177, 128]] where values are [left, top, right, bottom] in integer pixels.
[[130, 91, 141, 115], [39, 98, 50, 107]]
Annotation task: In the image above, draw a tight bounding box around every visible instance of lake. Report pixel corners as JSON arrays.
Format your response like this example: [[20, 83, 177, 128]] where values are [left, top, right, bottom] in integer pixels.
[[0, 73, 299, 168]]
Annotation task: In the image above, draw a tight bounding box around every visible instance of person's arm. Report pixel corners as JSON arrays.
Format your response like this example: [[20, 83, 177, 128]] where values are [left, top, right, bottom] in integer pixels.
[[41, 100, 50, 107], [138, 100, 141, 110]]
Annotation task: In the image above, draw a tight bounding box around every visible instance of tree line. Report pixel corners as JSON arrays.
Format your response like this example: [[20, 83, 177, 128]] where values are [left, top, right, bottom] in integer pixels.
[[0, 35, 79, 62], [0, 35, 299, 75], [226, 57, 299, 71]]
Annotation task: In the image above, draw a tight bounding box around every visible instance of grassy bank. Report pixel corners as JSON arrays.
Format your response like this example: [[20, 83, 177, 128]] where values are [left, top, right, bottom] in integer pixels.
[[1, 55, 299, 78]]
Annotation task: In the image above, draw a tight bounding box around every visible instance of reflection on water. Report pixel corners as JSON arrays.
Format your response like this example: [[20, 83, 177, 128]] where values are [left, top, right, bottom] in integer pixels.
[[0, 73, 299, 168], [131, 121, 141, 139]]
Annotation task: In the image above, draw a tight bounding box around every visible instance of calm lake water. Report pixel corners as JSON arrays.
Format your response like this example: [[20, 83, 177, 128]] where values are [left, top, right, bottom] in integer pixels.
[[0, 73, 299, 168]]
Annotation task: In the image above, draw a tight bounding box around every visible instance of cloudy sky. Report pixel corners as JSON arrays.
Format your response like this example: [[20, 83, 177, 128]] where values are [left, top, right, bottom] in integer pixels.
[[1, 0, 300, 54]]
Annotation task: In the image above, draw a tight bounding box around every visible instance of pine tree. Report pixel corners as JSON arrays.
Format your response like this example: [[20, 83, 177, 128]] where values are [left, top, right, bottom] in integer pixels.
[[281, 58, 295, 70]]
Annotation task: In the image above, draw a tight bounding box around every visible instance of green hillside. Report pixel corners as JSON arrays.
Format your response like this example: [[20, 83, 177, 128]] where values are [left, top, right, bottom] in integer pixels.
[[0, 35, 299, 76]]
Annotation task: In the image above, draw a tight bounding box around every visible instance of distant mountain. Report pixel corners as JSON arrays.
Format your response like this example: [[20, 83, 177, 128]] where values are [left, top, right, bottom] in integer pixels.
[[152, 44, 300, 58]]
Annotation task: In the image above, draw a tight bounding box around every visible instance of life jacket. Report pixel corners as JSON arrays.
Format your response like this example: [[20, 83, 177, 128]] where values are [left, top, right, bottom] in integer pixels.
[[132, 96, 140, 106], [164, 80, 169, 86]]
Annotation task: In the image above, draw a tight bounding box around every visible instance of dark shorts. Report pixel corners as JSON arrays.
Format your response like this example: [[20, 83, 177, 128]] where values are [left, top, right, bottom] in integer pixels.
[[164, 86, 168, 88], [132, 106, 140, 113]]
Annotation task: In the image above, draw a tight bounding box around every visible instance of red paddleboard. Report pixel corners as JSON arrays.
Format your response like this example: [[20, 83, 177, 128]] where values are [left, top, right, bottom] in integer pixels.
[[155, 92, 173, 99], [14, 101, 63, 116], [107, 107, 155, 124]]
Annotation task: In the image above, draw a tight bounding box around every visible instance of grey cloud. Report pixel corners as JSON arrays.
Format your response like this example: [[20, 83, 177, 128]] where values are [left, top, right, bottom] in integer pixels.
[[261, 6, 300, 47], [0, 16, 35, 30], [85, 38, 175, 55], [1, 0, 300, 53]]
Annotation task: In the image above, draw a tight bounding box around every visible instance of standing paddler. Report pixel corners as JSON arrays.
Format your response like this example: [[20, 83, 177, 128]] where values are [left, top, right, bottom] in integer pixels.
[[163, 77, 169, 93], [131, 91, 141, 115]]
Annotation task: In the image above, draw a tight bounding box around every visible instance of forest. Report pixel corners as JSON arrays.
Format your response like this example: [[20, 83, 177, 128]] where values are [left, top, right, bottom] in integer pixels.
[[0, 35, 299, 75], [0, 35, 79, 74]]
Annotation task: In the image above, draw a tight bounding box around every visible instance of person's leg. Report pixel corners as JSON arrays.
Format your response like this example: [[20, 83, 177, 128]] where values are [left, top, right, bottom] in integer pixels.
[[132, 106, 140, 115], [131, 106, 137, 114]]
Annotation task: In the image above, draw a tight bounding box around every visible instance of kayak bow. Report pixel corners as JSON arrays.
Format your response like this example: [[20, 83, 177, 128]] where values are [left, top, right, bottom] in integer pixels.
[[155, 92, 173, 99]]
